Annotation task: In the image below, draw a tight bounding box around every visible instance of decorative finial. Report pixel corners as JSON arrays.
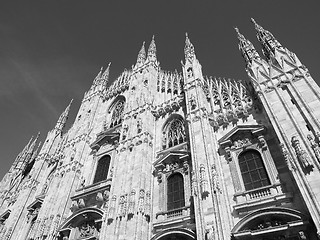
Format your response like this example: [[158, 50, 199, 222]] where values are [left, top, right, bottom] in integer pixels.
[[184, 32, 195, 62], [102, 62, 111, 79], [55, 100, 73, 133], [136, 41, 146, 65], [147, 35, 157, 62]]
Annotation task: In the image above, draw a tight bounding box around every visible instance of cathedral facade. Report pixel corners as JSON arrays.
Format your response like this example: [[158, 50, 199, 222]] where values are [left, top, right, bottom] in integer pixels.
[[1, 19, 320, 240]]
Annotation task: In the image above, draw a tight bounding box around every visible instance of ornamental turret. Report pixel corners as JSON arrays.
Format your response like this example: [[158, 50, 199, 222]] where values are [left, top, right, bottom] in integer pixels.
[[251, 18, 284, 60], [136, 41, 146, 67], [54, 99, 73, 134], [182, 33, 203, 82], [235, 27, 261, 67], [184, 33, 196, 63], [147, 35, 157, 62]]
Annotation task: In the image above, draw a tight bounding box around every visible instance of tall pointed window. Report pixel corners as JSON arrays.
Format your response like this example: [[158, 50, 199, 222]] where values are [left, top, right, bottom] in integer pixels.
[[110, 100, 125, 128], [163, 118, 186, 149], [93, 155, 111, 184], [239, 150, 270, 191], [167, 173, 185, 210]]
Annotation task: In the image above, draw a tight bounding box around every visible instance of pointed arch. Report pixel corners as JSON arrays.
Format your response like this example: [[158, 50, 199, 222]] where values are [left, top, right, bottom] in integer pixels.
[[108, 95, 126, 128], [162, 114, 186, 150]]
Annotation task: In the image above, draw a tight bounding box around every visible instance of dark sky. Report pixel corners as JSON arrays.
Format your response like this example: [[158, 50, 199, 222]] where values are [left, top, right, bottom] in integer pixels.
[[1, 1, 320, 180]]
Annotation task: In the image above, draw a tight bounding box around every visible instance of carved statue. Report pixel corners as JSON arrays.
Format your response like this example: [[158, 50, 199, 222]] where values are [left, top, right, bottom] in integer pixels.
[[79, 221, 96, 238], [292, 136, 313, 169], [137, 118, 142, 134]]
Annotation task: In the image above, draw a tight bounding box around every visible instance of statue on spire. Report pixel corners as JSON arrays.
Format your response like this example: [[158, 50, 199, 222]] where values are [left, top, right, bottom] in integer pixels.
[[235, 27, 261, 66], [147, 35, 157, 62], [54, 99, 73, 134], [184, 33, 196, 63], [136, 41, 146, 66], [251, 18, 283, 60]]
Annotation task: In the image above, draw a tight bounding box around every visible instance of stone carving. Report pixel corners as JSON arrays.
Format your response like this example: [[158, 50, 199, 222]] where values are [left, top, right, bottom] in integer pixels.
[[257, 135, 267, 149], [118, 194, 128, 217], [79, 176, 86, 188], [41, 181, 49, 195], [108, 195, 117, 220], [191, 171, 198, 196], [211, 164, 221, 194], [202, 77, 253, 129], [78, 198, 85, 208], [183, 160, 189, 174], [280, 143, 296, 171], [122, 123, 128, 140], [199, 164, 209, 197], [27, 207, 40, 223], [137, 117, 142, 134], [96, 192, 104, 202], [291, 136, 313, 169], [79, 221, 96, 238], [299, 231, 307, 240], [205, 225, 214, 240], [128, 189, 136, 216], [165, 162, 180, 172], [138, 189, 145, 214], [144, 191, 151, 217], [307, 134, 320, 164], [157, 171, 162, 183], [233, 137, 252, 148], [189, 94, 197, 109]]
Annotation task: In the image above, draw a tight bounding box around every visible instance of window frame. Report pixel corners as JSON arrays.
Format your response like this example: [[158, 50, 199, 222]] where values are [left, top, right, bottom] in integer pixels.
[[92, 155, 111, 184], [166, 172, 185, 211], [162, 117, 186, 150], [238, 149, 271, 191]]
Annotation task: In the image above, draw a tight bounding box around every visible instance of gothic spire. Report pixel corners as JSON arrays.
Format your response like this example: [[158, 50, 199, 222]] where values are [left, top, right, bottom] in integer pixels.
[[102, 62, 111, 80], [27, 132, 40, 154], [136, 41, 146, 66], [235, 27, 261, 66], [147, 35, 157, 62], [55, 99, 73, 133], [184, 32, 196, 63], [94, 67, 103, 82], [31, 141, 42, 162], [251, 18, 283, 60]]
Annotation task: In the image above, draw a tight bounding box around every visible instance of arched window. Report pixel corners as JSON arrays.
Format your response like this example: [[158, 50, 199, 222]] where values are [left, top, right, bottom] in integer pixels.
[[93, 155, 111, 184], [167, 173, 185, 211], [110, 100, 125, 128], [239, 150, 270, 191], [163, 118, 186, 149]]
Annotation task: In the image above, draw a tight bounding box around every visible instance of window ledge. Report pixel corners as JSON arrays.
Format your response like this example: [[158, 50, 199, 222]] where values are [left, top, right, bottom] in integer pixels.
[[233, 183, 293, 214], [153, 205, 194, 231], [72, 178, 111, 201], [154, 205, 194, 226]]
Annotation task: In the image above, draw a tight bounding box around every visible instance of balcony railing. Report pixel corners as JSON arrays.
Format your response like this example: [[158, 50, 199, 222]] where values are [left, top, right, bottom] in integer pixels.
[[233, 183, 293, 213], [156, 205, 191, 222]]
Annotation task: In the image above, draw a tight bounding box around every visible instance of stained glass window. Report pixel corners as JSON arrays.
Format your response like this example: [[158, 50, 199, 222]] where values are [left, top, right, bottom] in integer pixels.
[[93, 155, 111, 184], [167, 173, 185, 210], [110, 100, 125, 128], [239, 150, 270, 191], [163, 118, 186, 149]]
